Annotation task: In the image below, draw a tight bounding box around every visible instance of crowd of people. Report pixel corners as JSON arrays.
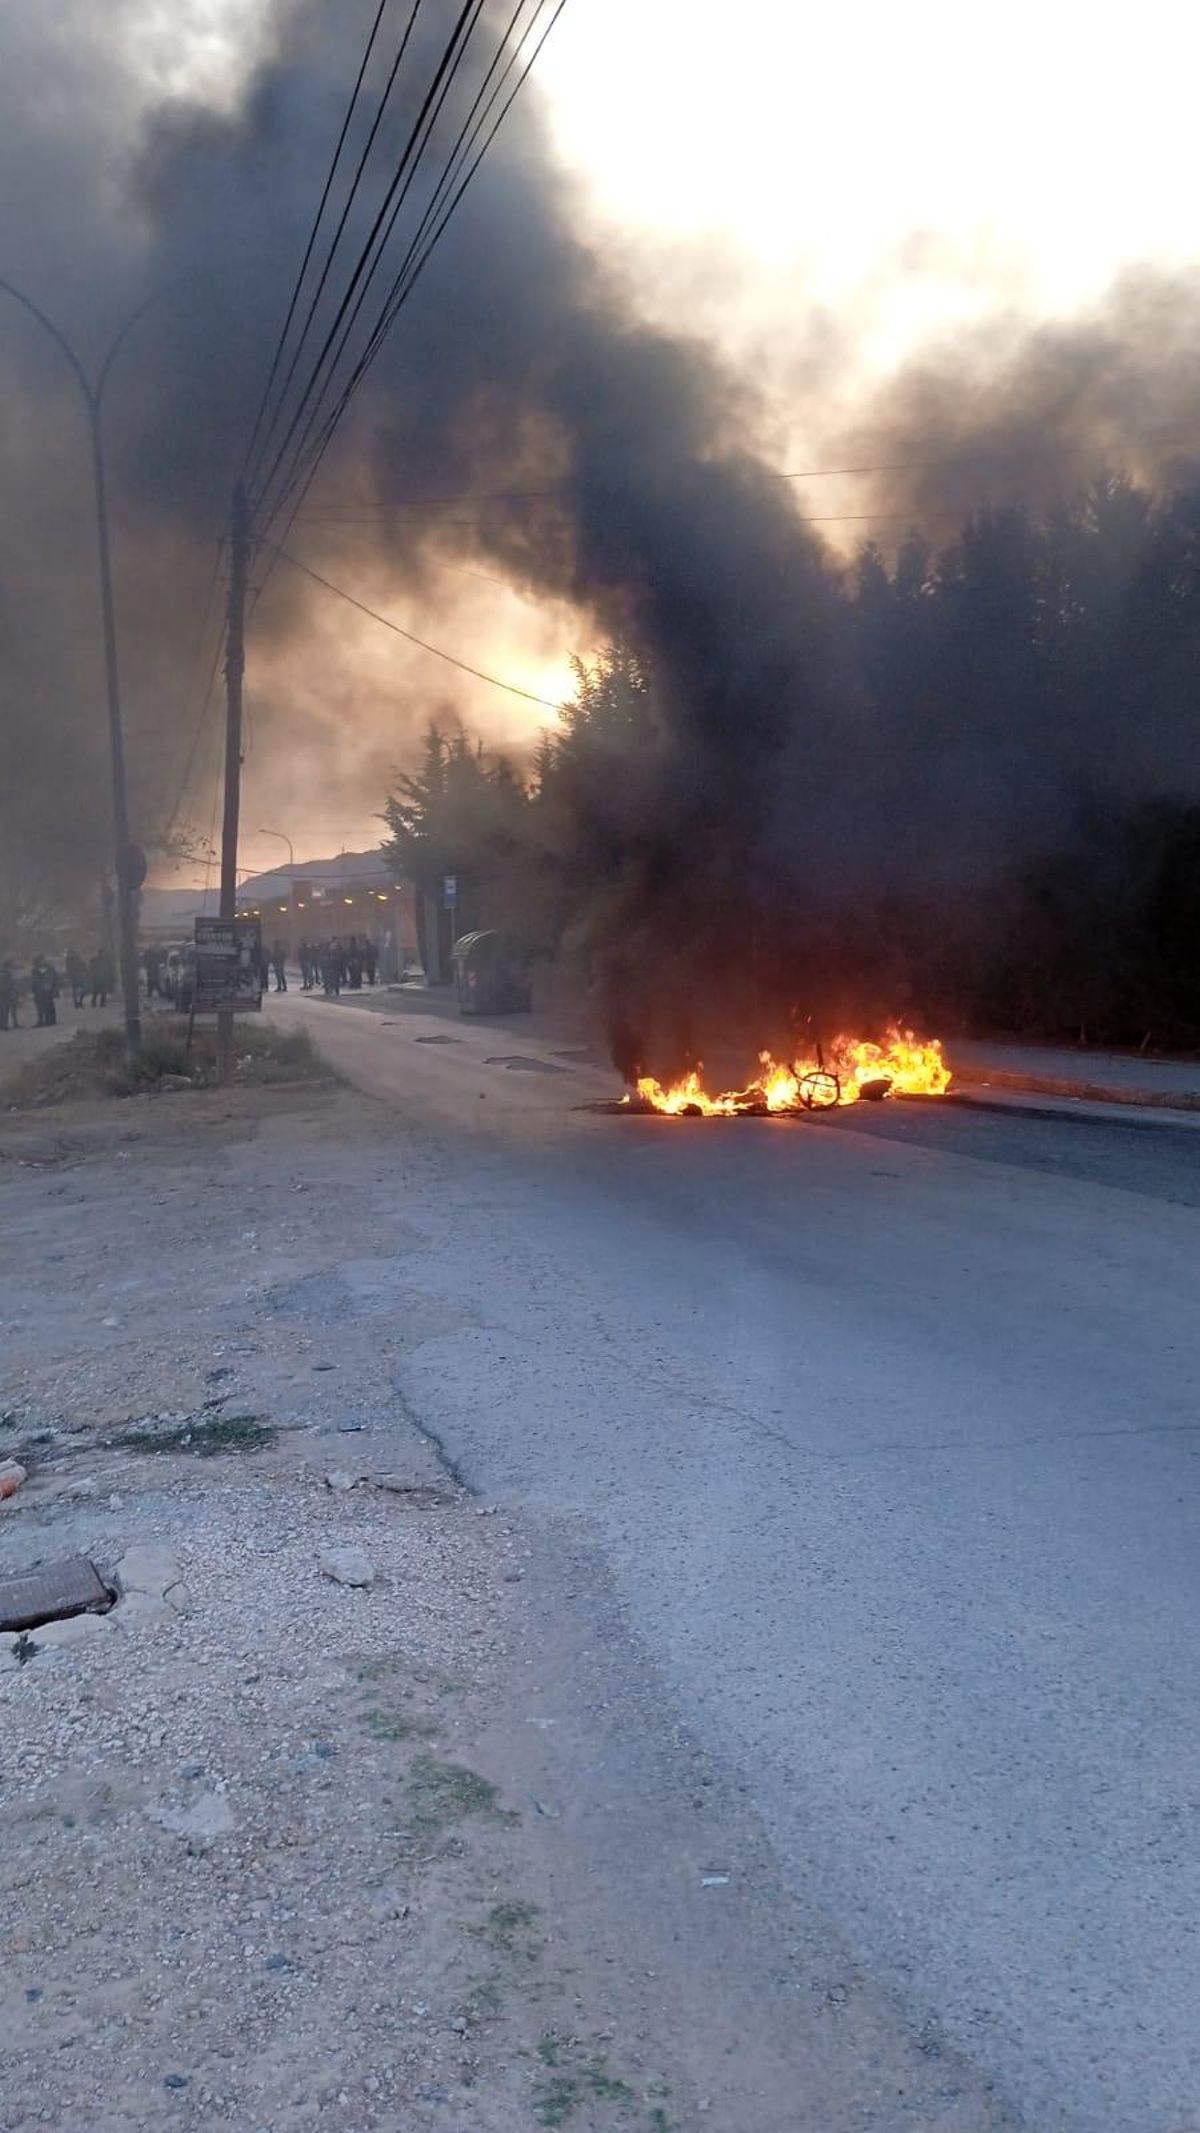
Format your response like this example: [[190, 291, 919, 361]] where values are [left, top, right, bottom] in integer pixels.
[[295, 935, 378, 996], [0, 947, 116, 1029], [0, 931, 388, 1032], [247, 936, 380, 995]]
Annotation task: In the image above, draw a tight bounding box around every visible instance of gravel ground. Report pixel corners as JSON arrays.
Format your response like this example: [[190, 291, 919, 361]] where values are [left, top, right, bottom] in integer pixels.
[[0, 1084, 687, 2133], [1, 1461, 532, 2132]]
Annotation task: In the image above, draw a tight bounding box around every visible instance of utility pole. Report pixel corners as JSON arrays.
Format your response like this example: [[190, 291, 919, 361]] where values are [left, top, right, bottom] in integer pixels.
[[217, 481, 250, 1086], [0, 277, 167, 1066]]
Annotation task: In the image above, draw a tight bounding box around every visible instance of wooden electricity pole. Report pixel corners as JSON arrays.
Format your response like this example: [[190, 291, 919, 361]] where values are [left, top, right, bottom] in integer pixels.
[[217, 481, 250, 1085]]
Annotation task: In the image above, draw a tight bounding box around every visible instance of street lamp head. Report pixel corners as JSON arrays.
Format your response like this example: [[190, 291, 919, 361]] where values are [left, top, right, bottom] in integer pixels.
[[256, 827, 295, 868]]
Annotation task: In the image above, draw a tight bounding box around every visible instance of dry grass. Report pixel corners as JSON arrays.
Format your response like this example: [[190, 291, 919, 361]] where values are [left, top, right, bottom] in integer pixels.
[[106, 1412, 278, 1458], [1, 1016, 326, 1108]]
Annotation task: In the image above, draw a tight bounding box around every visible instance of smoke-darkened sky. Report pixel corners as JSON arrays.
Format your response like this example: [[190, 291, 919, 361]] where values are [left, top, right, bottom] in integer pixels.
[[0, 1, 598, 887], [3, 0, 1200, 905]]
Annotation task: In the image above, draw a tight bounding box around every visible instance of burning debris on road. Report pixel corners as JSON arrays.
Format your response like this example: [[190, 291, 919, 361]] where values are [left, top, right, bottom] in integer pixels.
[[621, 1027, 950, 1116]]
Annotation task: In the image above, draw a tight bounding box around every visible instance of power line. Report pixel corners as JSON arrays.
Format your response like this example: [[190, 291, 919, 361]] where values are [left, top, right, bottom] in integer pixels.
[[243, 0, 396, 490], [254, 0, 484, 521], [392, 0, 542, 287], [370, 0, 569, 332], [782, 439, 1200, 480], [190, 426, 1200, 515], [266, 0, 504, 513], [249, 0, 567, 627], [262, 537, 565, 706], [348, 547, 523, 585], [200, 708, 225, 914], [161, 542, 227, 843], [423, 554, 526, 585], [312, 0, 546, 462], [291, 0, 547, 514], [279, 505, 962, 528], [291, 435, 1200, 519], [167, 621, 227, 837], [263, 0, 568, 542], [301, 488, 572, 512], [248, 0, 428, 499]]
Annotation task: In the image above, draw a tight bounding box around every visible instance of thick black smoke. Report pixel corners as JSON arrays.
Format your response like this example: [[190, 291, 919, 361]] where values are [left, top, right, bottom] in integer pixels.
[[3, 1, 1200, 1048], [0, 0, 848, 955], [841, 271, 1200, 524]]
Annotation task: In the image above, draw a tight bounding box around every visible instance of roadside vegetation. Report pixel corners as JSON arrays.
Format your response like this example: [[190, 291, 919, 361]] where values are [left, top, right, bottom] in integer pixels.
[[1, 1016, 325, 1108]]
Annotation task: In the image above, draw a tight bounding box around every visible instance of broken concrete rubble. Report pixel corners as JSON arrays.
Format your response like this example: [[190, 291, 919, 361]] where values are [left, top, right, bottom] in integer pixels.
[[114, 1543, 191, 1618]]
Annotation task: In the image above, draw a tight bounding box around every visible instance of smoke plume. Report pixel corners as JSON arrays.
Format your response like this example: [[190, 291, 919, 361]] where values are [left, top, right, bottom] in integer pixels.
[[3, 1, 1200, 1047]]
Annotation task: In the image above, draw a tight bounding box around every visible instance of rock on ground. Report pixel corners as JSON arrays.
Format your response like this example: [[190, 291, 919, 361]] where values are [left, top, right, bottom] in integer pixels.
[[317, 1541, 377, 1586]]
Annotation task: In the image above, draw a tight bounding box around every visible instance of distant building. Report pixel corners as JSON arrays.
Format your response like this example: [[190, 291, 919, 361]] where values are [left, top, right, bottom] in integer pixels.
[[137, 884, 214, 940], [233, 849, 419, 980]]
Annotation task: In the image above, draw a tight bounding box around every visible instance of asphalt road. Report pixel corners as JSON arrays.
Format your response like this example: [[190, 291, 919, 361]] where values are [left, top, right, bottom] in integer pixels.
[[283, 988, 1200, 2132]]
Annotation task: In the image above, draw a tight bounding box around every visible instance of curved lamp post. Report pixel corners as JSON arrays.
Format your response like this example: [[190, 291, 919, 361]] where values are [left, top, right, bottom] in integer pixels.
[[255, 827, 295, 870], [0, 277, 166, 1062]]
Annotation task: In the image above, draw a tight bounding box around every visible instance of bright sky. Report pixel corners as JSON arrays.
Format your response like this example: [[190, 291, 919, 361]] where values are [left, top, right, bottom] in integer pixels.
[[538, 0, 1198, 350], [177, 0, 1199, 341]]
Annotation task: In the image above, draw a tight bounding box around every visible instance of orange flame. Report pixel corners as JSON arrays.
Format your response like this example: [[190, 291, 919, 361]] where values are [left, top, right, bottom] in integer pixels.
[[627, 1026, 950, 1114]]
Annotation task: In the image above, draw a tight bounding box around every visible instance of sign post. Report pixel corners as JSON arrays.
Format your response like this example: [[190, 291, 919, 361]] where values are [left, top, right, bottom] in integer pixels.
[[192, 917, 263, 1043]]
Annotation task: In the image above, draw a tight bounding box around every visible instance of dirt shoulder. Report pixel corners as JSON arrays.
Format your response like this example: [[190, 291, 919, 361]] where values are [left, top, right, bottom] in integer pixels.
[[1, 1081, 767, 2133], [0, 1083, 681, 2133]]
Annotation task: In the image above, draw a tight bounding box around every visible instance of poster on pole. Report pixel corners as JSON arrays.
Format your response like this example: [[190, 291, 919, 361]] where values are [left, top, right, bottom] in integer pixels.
[[193, 916, 263, 1013]]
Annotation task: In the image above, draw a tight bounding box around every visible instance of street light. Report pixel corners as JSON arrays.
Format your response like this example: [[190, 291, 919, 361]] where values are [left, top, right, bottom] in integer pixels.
[[0, 275, 166, 1063], [256, 828, 295, 870]]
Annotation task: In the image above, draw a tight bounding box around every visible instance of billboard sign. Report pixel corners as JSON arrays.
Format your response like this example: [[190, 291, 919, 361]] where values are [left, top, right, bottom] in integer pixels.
[[193, 916, 263, 1013]]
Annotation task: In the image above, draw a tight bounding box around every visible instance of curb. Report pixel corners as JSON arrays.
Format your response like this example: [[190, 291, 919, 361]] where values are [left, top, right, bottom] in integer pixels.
[[953, 1068, 1200, 1116]]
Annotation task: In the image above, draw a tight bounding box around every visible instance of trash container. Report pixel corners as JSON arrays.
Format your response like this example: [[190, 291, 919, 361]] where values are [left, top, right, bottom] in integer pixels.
[[451, 930, 533, 1015]]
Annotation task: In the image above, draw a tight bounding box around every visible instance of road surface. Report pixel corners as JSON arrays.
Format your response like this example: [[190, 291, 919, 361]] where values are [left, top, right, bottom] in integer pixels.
[[0, 990, 116, 1072], [282, 987, 1200, 2132]]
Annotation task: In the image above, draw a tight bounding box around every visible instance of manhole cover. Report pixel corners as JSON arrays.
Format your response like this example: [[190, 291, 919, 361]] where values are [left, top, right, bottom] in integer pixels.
[[0, 1556, 113, 1633]]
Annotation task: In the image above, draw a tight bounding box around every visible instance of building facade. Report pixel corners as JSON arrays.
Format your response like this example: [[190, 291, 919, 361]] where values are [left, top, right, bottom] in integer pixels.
[[234, 851, 420, 979]]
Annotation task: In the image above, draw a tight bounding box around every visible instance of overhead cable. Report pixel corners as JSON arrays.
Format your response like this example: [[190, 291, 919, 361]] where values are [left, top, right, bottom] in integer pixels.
[[292, 434, 1200, 517], [263, 0, 519, 514], [262, 538, 565, 706], [247, 0, 427, 496], [253, 0, 485, 519], [243, 0, 396, 488], [263, 0, 568, 539]]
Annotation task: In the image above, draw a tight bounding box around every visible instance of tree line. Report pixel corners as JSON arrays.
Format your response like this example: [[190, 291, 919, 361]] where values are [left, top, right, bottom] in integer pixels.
[[383, 474, 1200, 1052]]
